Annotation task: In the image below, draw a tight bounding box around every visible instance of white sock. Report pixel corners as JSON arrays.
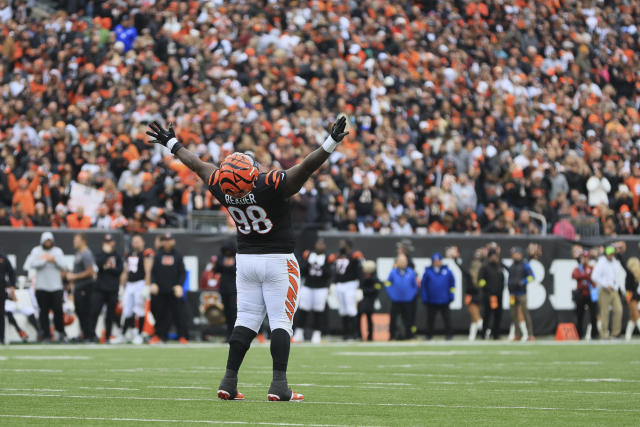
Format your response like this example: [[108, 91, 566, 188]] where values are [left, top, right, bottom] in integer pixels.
[[597, 319, 602, 335], [476, 319, 483, 331], [625, 321, 634, 341], [520, 321, 529, 340], [585, 324, 592, 341], [468, 323, 478, 341], [508, 324, 515, 340]]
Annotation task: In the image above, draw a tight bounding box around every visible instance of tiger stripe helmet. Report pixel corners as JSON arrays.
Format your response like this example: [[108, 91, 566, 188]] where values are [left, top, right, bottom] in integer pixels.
[[213, 152, 259, 198]]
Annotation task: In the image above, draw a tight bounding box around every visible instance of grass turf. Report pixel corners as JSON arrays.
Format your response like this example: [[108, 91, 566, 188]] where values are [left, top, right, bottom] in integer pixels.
[[0, 341, 638, 426]]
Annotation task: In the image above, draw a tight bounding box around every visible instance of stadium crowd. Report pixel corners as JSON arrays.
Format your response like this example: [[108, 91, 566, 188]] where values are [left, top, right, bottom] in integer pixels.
[[0, 0, 639, 237]]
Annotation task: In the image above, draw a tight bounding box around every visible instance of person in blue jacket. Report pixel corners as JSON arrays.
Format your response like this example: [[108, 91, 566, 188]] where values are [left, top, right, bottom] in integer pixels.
[[421, 253, 455, 340], [385, 254, 418, 340]]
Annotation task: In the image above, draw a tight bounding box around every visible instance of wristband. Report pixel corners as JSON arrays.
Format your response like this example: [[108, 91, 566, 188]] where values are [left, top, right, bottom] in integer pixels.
[[167, 137, 183, 154], [321, 135, 338, 153]]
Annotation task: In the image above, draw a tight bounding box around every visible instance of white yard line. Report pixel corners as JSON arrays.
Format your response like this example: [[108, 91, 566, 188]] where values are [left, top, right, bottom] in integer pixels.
[[2, 340, 639, 350], [10, 355, 91, 360], [0, 392, 638, 413], [79, 386, 140, 391], [147, 386, 212, 390], [0, 415, 352, 426]]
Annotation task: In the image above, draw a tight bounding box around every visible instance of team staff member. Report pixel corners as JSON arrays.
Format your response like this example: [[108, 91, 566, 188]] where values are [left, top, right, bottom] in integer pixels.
[[90, 234, 124, 343], [478, 248, 505, 339], [421, 253, 455, 340], [25, 232, 67, 342], [592, 246, 624, 339], [293, 239, 333, 344], [507, 247, 535, 341], [149, 233, 188, 344], [121, 234, 154, 344], [67, 233, 95, 341], [572, 251, 598, 340], [334, 239, 363, 340], [0, 250, 16, 344], [449, 246, 482, 341], [385, 254, 418, 340], [359, 260, 381, 341], [624, 257, 640, 340], [215, 240, 238, 341]]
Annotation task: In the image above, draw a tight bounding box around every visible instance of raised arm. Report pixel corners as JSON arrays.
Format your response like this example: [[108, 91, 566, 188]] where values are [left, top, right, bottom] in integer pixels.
[[146, 121, 216, 183], [281, 116, 349, 199]]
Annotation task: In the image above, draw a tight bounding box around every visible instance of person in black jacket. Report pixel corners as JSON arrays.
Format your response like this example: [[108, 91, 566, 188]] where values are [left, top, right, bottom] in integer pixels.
[[150, 233, 188, 343], [359, 259, 381, 341], [89, 234, 124, 343], [1, 251, 16, 344], [293, 239, 333, 343], [477, 248, 505, 340], [215, 240, 237, 341]]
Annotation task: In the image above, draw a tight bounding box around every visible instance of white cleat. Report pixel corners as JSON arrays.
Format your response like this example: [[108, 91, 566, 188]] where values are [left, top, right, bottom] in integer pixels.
[[311, 330, 322, 344], [292, 329, 304, 343]]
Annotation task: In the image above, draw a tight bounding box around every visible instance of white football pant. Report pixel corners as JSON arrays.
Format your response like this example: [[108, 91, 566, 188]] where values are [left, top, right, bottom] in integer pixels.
[[235, 253, 300, 336], [122, 280, 146, 319], [336, 280, 359, 317], [298, 286, 329, 312]]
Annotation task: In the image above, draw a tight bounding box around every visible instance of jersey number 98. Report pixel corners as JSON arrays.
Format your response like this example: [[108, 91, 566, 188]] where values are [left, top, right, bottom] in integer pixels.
[[227, 206, 273, 234]]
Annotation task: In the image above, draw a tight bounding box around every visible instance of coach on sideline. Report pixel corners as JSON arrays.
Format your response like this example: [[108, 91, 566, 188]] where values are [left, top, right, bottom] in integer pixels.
[[25, 232, 68, 342], [149, 233, 189, 344]]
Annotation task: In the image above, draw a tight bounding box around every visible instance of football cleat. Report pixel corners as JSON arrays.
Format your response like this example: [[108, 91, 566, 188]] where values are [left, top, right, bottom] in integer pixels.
[[267, 391, 304, 402], [179, 337, 189, 344], [217, 390, 245, 400], [148, 335, 163, 345], [19, 330, 28, 342]]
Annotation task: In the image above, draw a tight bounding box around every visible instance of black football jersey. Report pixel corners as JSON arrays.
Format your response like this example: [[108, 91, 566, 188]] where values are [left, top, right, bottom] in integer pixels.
[[126, 251, 145, 282], [208, 170, 295, 254], [334, 251, 363, 283], [301, 250, 333, 288]]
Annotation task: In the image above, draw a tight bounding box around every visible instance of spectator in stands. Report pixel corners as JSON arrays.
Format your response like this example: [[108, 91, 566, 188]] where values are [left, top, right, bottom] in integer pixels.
[[421, 253, 455, 340], [67, 206, 92, 229], [385, 254, 418, 340], [592, 246, 624, 339], [507, 247, 535, 341], [25, 232, 67, 342], [90, 234, 123, 344], [0, 0, 640, 239], [31, 202, 51, 227], [572, 251, 598, 340]]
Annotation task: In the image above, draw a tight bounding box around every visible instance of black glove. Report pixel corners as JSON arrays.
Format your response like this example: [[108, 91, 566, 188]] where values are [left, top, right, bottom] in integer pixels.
[[330, 116, 349, 142], [146, 121, 183, 154]]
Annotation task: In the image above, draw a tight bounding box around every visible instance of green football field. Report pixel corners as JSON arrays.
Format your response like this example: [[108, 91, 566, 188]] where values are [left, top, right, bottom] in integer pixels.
[[0, 341, 638, 426]]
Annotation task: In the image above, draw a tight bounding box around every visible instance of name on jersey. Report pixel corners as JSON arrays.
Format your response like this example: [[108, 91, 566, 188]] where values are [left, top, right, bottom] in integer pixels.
[[225, 194, 256, 205]]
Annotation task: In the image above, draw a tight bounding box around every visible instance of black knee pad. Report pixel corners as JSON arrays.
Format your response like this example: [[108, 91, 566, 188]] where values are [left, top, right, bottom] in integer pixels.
[[229, 326, 257, 350]]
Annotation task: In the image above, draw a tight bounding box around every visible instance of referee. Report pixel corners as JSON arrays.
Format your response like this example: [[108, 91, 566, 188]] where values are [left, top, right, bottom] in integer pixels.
[[1, 251, 16, 344]]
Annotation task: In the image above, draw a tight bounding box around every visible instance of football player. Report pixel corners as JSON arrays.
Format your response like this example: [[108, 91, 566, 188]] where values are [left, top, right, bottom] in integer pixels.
[[121, 234, 154, 344], [147, 115, 349, 402], [333, 239, 364, 340], [293, 239, 333, 344]]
